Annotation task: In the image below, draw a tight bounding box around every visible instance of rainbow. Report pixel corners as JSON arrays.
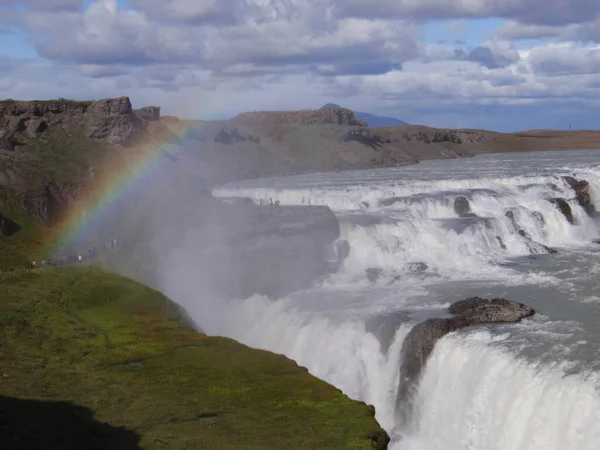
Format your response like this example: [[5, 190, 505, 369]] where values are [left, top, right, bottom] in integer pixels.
[[49, 122, 204, 256]]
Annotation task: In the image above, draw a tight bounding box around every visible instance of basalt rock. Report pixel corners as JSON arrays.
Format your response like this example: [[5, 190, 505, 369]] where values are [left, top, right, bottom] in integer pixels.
[[397, 297, 535, 415], [454, 196, 475, 217], [406, 262, 428, 272], [549, 198, 574, 224], [495, 236, 507, 250], [563, 176, 597, 216]]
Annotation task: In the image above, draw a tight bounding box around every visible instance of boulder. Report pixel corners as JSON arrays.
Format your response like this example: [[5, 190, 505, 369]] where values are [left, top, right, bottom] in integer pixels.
[[563, 176, 597, 215], [549, 198, 574, 224], [454, 196, 474, 217], [406, 262, 428, 272], [397, 297, 535, 414]]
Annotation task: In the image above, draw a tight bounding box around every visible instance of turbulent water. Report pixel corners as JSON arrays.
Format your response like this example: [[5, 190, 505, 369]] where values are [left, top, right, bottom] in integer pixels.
[[204, 150, 600, 449]]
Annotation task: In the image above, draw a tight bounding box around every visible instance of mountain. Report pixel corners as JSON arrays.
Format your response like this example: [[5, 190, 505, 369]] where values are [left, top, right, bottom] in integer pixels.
[[321, 103, 408, 127]]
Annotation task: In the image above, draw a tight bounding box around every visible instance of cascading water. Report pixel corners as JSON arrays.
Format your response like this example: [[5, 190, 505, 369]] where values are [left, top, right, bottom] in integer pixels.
[[178, 150, 600, 449]]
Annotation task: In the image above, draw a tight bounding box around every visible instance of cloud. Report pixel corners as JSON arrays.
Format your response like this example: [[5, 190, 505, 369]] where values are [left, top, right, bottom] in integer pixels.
[[527, 43, 600, 76], [13, 0, 420, 79], [336, 0, 600, 26], [3, 0, 600, 132]]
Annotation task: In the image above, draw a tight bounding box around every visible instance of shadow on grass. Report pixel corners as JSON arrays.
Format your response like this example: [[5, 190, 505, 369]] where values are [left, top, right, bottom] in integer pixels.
[[0, 396, 141, 450]]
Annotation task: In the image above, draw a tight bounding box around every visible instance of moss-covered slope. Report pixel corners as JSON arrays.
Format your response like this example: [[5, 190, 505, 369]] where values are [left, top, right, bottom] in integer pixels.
[[0, 267, 389, 449]]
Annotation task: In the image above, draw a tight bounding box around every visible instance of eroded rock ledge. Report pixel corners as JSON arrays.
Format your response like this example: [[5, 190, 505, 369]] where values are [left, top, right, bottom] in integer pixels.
[[397, 297, 535, 411]]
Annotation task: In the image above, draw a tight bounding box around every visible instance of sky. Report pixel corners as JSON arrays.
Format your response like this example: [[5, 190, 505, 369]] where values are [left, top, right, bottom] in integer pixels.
[[1, 0, 600, 131]]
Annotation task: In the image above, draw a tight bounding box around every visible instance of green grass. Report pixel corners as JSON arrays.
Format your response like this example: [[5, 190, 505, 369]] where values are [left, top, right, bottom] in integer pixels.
[[0, 267, 389, 449], [0, 206, 49, 270]]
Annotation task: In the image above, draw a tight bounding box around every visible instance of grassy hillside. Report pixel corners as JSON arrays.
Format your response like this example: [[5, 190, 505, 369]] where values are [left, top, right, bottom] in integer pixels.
[[0, 267, 389, 449], [0, 208, 49, 270]]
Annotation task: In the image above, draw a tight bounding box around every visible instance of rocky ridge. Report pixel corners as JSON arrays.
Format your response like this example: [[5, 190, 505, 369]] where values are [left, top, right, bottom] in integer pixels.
[[0, 97, 151, 150]]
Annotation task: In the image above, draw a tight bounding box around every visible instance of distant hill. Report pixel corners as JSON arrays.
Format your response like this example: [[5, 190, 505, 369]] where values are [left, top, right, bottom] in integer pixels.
[[321, 103, 408, 127]]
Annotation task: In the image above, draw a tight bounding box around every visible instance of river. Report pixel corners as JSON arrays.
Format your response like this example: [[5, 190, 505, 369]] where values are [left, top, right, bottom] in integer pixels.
[[194, 149, 600, 449]]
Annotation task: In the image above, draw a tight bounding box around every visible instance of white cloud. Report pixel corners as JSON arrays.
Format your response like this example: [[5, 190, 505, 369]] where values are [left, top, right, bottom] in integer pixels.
[[2, 0, 600, 131]]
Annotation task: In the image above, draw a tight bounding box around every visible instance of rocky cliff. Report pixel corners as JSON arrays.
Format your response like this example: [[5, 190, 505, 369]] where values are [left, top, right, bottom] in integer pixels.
[[0, 97, 148, 150], [0, 97, 165, 225]]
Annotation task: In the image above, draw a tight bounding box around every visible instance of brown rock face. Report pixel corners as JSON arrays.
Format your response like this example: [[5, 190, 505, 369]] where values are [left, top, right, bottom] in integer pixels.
[[563, 176, 596, 215], [21, 182, 84, 226], [0, 97, 158, 150], [233, 107, 365, 127], [134, 106, 161, 122]]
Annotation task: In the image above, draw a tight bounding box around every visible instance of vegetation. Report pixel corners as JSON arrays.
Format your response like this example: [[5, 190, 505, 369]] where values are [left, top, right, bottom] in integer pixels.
[[0, 267, 389, 449], [0, 207, 49, 270]]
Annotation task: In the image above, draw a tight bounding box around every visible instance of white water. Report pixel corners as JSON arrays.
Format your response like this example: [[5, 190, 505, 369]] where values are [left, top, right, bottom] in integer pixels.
[[190, 150, 600, 449]]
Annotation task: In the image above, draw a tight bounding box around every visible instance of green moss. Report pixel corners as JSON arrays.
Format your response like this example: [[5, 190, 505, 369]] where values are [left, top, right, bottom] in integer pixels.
[[0, 267, 389, 449]]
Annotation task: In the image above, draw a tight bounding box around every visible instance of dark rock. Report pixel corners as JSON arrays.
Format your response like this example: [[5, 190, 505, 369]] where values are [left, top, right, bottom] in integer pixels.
[[563, 176, 596, 215], [214, 127, 260, 146], [344, 128, 386, 149], [0, 212, 21, 236], [406, 262, 428, 272], [549, 198, 574, 224], [454, 196, 472, 217], [505, 210, 518, 231], [495, 236, 507, 250], [21, 182, 81, 225], [397, 297, 535, 414]]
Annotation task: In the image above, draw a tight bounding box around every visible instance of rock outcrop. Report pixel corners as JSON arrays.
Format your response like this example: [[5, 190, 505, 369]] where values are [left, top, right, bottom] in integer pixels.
[[563, 176, 596, 216], [505, 209, 557, 254], [0, 97, 159, 150], [134, 106, 161, 122], [454, 196, 474, 217], [397, 297, 535, 415], [233, 107, 366, 127], [214, 127, 261, 145], [549, 198, 574, 224], [344, 128, 388, 148], [0, 211, 21, 236]]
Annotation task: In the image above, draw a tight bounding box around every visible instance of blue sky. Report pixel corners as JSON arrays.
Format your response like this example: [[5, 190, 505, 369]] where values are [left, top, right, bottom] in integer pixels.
[[1, 0, 600, 132]]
